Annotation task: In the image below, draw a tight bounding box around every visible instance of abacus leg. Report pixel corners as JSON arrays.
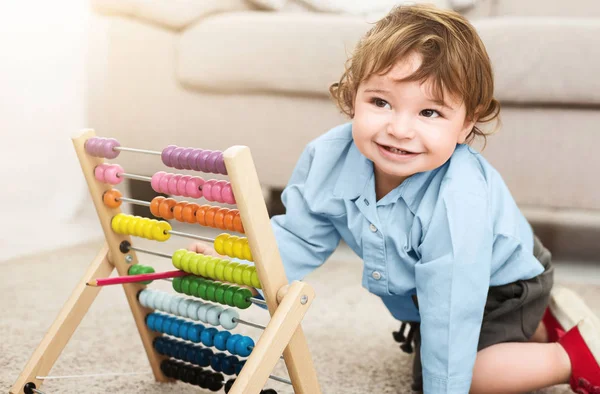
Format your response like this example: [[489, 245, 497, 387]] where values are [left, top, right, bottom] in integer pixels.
[[230, 281, 321, 394], [10, 245, 114, 394]]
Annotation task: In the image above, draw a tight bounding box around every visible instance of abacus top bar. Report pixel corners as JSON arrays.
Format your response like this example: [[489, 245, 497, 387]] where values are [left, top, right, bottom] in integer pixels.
[[84, 137, 228, 175]]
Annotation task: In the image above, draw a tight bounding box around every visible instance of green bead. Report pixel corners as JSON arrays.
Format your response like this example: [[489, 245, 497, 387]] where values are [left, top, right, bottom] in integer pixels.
[[215, 284, 229, 304], [197, 281, 208, 299], [214, 260, 226, 281], [172, 277, 182, 293], [232, 265, 244, 286], [206, 258, 218, 279], [172, 249, 187, 269], [128, 265, 141, 275], [242, 266, 253, 286], [223, 262, 238, 283], [181, 276, 192, 295], [140, 265, 155, 285], [233, 288, 252, 309], [180, 252, 193, 273], [250, 270, 261, 289], [189, 278, 200, 297], [223, 287, 236, 306], [205, 282, 217, 302]]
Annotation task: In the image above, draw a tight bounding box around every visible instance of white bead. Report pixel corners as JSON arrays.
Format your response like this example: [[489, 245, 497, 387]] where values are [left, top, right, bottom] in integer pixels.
[[206, 305, 224, 326], [197, 303, 211, 323], [161, 294, 175, 312], [145, 289, 158, 309], [153, 292, 166, 311], [187, 301, 201, 321], [169, 297, 181, 315], [178, 299, 192, 318], [138, 289, 149, 308], [219, 309, 239, 330]]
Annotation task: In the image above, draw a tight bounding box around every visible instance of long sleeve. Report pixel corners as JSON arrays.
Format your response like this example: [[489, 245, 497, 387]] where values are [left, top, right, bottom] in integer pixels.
[[415, 188, 493, 394], [270, 144, 342, 283]]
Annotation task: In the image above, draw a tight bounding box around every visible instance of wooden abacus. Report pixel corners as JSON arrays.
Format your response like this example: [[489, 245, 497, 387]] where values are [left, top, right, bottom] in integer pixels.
[[10, 129, 321, 394]]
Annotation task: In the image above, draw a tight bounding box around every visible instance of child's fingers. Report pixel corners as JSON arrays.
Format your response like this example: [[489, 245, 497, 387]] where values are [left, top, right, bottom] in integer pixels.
[[187, 241, 220, 257]]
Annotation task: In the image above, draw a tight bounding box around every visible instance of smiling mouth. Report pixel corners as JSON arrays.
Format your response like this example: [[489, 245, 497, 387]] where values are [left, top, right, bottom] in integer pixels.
[[379, 144, 419, 155]]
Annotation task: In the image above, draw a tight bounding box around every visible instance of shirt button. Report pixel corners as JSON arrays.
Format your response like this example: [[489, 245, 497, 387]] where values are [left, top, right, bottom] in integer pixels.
[[372, 271, 381, 280], [369, 223, 377, 232]]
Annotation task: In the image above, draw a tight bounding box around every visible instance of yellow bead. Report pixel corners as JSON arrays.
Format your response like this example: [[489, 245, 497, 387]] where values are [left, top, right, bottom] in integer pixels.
[[250, 270, 261, 289], [134, 218, 147, 237], [206, 257, 219, 279], [142, 218, 154, 240], [189, 254, 202, 275], [128, 216, 140, 236], [232, 265, 244, 285], [111, 214, 124, 233], [242, 239, 253, 262], [214, 233, 229, 255], [119, 215, 132, 234], [180, 252, 193, 273], [197, 254, 209, 277], [154, 221, 171, 242], [242, 265, 254, 286], [223, 262, 238, 283], [233, 239, 244, 259], [172, 249, 187, 269], [223, 235, 238, 258], [214, 259, 226, 281]]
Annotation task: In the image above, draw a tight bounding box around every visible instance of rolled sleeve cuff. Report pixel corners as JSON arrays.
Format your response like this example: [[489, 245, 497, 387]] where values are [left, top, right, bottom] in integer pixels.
[[423, 371, 472, 394]]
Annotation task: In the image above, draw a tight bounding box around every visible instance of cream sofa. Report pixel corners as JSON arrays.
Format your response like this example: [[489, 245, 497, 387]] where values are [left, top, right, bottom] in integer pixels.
[[89, 0, 600, 258]]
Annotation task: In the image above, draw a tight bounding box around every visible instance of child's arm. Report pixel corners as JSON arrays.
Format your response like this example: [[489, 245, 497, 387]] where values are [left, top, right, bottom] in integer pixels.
[[415, 189, 493, 394]]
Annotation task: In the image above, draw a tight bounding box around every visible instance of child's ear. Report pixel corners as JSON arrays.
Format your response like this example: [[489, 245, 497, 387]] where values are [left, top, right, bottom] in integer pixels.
[[457, 118, 475, 144]]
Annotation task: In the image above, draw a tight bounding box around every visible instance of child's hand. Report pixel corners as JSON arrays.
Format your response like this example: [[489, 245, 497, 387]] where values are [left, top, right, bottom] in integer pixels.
[[187, 241, 220, 257]]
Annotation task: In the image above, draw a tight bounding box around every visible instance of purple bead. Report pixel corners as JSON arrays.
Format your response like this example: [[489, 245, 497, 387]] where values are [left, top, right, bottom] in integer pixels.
[[180, 148, 194, 170], [189, 149, 203, 171], [161, 145, 177, 167], [197, 150, 212, 173], [215, 154, 227, 175], [85, 137, 101, 157], [206, 151, 221, 173], [103, 138, 120, 159], [171, 147, 185, 170]]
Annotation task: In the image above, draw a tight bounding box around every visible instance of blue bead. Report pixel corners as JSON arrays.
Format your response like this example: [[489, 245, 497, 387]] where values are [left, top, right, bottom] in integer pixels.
[[164, 341, 174, 357], [185, 347, 196, 363], [226, 334, 241, 354], [170, 320, 181, 338], [211, 353, 225, 372], [197, 348, 212, 367], [236, 336, 254, 357], [154, 315, 165, 333], [214, 331, 231, 351], [179, 322, 191, 341], [187, 325, 201, 343], [153, 339, 164, 354], [146, 314, 157, 331], [201, 327, 218, 347], [235, 360, 246, 375], [222, 355, 238, 375], [162, 318, 172, 335], [176, 343, 187, 360]]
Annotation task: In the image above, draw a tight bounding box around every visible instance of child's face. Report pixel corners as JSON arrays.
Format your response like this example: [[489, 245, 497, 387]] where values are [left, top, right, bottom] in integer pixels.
[[352, 52, 474, 190]]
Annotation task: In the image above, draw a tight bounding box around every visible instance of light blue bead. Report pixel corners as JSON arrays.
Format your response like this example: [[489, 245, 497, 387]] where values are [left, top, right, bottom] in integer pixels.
[[236, 336, 254, 357], [146, 313, 156, 330], [226, 334, 241, 354], [138, 289, 150, 308], [154, 292, 167, 310], [187, 324, 202, 343], [146, 290, 158, 310], [169, 298, 181, 315], [219, 309, 239, 330], [197, 304, 211, 323], [160, 293, 173, 312], [179, 322, 191, 341], [201, 327, 218, 347], [170, 319, 181, 337], [187, 301, 201, 321], [178, 299, 192, 318], [214, 331, 231, 351], [154, 314, 165, 333], [206, 306, 223, 326]]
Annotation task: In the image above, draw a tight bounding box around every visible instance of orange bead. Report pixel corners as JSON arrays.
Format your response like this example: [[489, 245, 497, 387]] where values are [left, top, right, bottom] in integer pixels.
[[196, 205, 210, 226], [159, 198, 177, 220], [150, 196, 165, 217], [182, 203, 200, 224], [223, 210, 235, 231], [171, 201, 185, 222], [233, 212, 244, 233], [103, 189, 122, 209], [205, 206, 219, 227], [214, 208, 228, 229]]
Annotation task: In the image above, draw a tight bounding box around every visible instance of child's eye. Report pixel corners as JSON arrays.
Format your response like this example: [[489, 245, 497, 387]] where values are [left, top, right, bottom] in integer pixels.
[[371, 97, 391, 109], [420, 109, 441, 118]]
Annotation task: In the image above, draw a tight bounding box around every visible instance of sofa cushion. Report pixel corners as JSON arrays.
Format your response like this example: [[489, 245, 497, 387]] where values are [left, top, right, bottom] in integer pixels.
[[92, 0, 255, 31], [178, 12, 600, 106], [474, 17, 600, 105]]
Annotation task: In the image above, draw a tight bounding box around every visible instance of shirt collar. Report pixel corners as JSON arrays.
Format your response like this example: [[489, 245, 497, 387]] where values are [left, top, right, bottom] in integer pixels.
[[333, 139, 439, 213]]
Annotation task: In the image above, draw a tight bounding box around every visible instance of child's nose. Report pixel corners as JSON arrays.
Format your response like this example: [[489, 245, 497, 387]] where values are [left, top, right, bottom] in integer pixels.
[[386, 115, 416, 139]]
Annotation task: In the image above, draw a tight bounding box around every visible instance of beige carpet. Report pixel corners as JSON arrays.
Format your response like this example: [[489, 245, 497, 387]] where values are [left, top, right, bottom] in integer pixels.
[[2, 240, 597, 394]]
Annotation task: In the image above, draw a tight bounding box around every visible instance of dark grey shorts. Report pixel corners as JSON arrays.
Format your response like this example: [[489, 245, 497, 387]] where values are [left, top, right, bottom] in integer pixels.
[[408, 235, 554, 391]]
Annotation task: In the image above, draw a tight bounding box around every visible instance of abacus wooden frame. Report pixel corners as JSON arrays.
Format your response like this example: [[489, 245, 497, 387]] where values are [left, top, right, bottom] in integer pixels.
[[10, 129, 322, 394]]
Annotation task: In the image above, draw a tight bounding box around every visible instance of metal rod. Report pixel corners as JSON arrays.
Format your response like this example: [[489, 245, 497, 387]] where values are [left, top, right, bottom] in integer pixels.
[[268, 375, 293, 385], [129, 245, 172, 259], [167, 230, 214, 243], [114, 146, 162, 155], [233, 317, 266, 330], [119, 172, 152, 182], [118, 197, 151, 207], [32, 389, 45, 394]]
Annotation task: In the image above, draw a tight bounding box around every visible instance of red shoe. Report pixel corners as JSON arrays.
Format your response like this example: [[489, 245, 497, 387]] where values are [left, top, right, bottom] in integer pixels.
[[544, 287, 599, 342], [559, 318, 600, 393]]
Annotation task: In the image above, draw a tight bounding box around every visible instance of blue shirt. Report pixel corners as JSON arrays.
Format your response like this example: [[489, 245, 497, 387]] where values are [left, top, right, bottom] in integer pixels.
[[270, 122, 544, 393]]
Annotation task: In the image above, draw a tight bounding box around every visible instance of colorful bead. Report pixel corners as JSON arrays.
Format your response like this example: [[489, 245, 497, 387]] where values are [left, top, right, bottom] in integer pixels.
[[151, 171, 166, 193], [161, 145, 176, 167], [214, 331, 231, 351], [235, 336, 254, 357], [219, 309, 239, 330], [94, 163, 108, 183], [226, 334, 241, 355], [172, 249, 187, 269], [206, 306, 223, 326], [186, 177, 204, 199], [103, 189, 122, 209], [103, 164, 123, 185], [201, 327, 218, 347], [222, 184, 236, 204]]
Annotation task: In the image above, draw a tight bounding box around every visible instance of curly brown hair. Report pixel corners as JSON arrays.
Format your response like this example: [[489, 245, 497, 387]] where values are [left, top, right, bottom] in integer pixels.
[[329, 4, 500, 145]]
